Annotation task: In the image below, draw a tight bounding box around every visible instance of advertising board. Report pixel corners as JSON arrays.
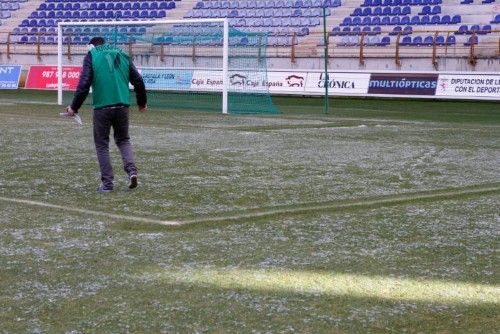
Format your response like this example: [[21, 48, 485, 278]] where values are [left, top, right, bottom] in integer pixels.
[[368, 73, 438, 96], [0, 65, 22, 89], [25, 65, 81, 90], [436, 75, 500, 99]]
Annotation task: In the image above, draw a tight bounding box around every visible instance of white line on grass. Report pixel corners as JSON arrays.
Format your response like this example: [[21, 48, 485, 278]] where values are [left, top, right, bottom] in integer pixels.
[[185, 184, 500, 225], [1, 184, 498, 228], [0, 196, 182, 226]]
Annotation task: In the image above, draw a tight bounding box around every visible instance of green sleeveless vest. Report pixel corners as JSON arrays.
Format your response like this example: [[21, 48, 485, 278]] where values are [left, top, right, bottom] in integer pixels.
[[90, 44, 130, 109]]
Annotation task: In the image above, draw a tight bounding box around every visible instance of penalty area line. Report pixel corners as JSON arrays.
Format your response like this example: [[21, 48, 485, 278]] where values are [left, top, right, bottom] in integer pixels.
[[0, 196, 181, 226]]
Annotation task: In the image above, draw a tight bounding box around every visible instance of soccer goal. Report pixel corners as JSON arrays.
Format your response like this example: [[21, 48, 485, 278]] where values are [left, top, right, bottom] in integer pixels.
[[57, 18, 278, 114]]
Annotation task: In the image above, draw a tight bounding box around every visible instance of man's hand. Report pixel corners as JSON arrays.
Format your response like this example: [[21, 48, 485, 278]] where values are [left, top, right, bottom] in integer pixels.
[[66, 106, 76, 116], [138, 105, 147, 113]]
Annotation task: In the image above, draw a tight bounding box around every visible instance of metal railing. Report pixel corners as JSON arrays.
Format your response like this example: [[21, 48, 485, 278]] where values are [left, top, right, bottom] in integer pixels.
[[1, 28, 499, 69]]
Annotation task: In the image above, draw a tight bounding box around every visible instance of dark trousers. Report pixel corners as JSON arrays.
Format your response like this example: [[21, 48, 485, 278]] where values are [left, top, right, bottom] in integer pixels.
[[93, 106, 137, 188]]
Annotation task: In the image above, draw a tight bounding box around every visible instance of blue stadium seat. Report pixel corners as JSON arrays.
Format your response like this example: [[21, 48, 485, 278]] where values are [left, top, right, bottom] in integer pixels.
[[420, 15, 430, 25], [400, 36, 411, 45], [468, 24, 480, 34], [435, 35, 445, 45], [412, 36, 423, 46], [455, 24, 468, 34], [479, 24, 492, 34], [431, 15, 441, 24], [379, 36, 391, 46], [431, 5, 441, 15], [464, 35, 478, 45], [331, 26, 341, 35], [423, 35, 434, 45], [390, 26, 402, 35], [351, 8, 362, 16], [420, 6, 431, 15], [381, 16, 391, 25], [341, 17, 352, 26], [451, 15, 461, 24]]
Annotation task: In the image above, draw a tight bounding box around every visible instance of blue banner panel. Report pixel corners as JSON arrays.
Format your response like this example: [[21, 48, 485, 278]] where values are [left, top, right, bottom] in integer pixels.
[[368, 73, 438, 96], [140, 68, 193, 91], [0, 65, 22, 89]]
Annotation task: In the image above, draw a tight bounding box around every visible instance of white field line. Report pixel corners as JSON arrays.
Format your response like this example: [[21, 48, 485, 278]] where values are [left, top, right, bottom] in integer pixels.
[[0, 196, 181, 226], [188, 184, 500, 225], [1, 184, 499, 227]]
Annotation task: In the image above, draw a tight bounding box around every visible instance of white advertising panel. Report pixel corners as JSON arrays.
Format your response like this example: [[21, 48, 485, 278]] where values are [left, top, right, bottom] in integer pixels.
[[264, 71, 308, 93], [191, 70, 224, 91], [305, 72, 370, 95], [189, 70, 308, 93], [436, 75, 500, 99]]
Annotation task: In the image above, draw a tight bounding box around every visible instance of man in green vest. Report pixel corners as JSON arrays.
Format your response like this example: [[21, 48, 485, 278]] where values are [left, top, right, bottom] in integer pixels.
[[66, 36, 147, 192]]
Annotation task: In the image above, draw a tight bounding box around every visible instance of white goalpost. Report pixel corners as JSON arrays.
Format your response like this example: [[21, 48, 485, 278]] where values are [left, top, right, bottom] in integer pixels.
[[57, 18, 230, 114]]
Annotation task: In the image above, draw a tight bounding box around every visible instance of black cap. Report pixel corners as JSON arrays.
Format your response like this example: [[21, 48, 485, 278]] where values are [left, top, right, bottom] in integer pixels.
[[89, 36, 105, 46]]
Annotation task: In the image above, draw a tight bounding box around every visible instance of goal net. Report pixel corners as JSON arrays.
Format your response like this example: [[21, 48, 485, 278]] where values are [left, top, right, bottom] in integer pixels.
[[57, 19, 278, 114]]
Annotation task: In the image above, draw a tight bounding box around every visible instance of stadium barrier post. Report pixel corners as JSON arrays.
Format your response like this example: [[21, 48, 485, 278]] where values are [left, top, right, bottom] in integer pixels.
[[258, 36, 263, 63], [191, 37, 196, 63], [7, 32, 11, 59], [359, 32, 365, 66], [468, 32, 477, 66], [160, 42, 165, 62], [128, 41, 133, 57], [444, 31, 450, 56], [395, 32, 402, 67], [432, 31, 438, 70], [37, 33, 41, 61]]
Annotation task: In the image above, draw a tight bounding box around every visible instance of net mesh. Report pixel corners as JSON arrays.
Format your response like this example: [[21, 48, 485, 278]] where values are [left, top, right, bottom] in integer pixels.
[[60, 21, 278, 114]]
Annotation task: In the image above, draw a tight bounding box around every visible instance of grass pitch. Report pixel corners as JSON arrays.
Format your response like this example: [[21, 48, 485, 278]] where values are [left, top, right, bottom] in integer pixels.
[[0, 90, 499, 333]]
